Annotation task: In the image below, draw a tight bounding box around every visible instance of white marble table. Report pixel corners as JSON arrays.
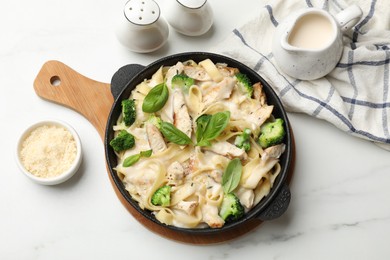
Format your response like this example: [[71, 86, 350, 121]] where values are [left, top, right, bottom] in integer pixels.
[[2, 0, 390, 259]]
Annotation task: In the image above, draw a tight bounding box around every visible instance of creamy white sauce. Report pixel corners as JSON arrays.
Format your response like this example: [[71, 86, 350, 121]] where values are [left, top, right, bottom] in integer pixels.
[[288, 13, 334, 50]]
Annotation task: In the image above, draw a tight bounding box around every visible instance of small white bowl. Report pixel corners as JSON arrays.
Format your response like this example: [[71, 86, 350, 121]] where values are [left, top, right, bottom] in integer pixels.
[[15, 120, 82, 185]]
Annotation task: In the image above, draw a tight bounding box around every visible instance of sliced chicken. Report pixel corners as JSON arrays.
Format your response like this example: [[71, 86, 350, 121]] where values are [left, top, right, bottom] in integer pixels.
[[167, 161, 185, 186], [217, 65, 239, 77], [165, 62, 185, 88], [173, 89, 192, 138], [158, 63, 185, 123], [145, 122, 167, 154], [183, 66, 211, 81], [203, 141, 247, 160], [202, 77, 236, 107], [235, 187, 255, 211], [174, 201, 198, 215], [253, 82, 267, 106], [247, 105, 274, 129], [182, 153, 196, 177], [262, 144, 286, 162], [159, 91, 174, 124], [201, 204, 224, 228]]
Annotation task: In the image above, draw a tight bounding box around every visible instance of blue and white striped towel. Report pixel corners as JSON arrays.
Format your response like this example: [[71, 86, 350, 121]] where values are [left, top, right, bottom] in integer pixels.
[[210, 0, 390, 150]]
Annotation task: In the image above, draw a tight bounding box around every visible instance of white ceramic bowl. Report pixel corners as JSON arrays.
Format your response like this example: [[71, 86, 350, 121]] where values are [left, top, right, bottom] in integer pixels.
[[15, 120, 82, 185]]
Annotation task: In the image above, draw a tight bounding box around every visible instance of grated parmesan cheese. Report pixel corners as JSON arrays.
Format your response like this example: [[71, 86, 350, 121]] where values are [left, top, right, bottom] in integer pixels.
[[20, 124, 77, 178]]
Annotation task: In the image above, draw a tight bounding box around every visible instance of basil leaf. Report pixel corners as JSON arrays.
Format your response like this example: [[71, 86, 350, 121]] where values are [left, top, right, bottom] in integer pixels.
[[204, 111, 230, 140], [196, 139, 211, 147], [197, 111, 230, 146], [195, 114, 211, 143], [142, 83, 169, 113], [160, 122, 193, 145], [123, 149, 153, 167], [140, 149, 152, 157], [222, 158, 242, 194], [123, 154, 141, 167]]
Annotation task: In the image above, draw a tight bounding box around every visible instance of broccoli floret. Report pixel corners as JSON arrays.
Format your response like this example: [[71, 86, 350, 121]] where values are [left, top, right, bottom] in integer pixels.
[[151, 185, 171, 206], [147, 114, 162, 130], [171, 74, 195, 93], [258, 118, 286, 148], [219, 193, 245, 222], [234, 128, 251, 152], [109, 130, 135, 152], [121, 99, 136, 127], [235, 73, 253, 97]]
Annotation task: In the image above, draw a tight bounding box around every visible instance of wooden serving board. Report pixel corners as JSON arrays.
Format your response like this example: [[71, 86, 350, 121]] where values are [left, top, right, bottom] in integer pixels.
[[33, 60, 295, 244]]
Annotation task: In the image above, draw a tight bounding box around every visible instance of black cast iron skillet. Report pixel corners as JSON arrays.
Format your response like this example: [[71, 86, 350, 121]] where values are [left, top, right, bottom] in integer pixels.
[[104, 52, 293, 235]]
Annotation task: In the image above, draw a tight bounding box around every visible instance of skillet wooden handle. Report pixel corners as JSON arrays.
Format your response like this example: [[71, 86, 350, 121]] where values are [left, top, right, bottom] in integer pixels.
[[33, 60, 114, 140]]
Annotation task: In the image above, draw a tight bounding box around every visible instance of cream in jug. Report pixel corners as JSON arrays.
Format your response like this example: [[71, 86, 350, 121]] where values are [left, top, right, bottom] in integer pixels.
[[272, 5, 362, 80], [288, 13, 334, 50]]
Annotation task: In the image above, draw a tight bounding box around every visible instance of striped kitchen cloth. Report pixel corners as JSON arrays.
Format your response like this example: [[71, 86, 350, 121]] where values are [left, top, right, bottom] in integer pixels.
[[210, 0, 390, 150]]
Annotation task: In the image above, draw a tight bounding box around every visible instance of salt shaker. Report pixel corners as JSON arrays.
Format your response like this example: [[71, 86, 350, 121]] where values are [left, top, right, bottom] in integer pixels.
[[164, 0, 213, 36], [115, 0, 169, 53]]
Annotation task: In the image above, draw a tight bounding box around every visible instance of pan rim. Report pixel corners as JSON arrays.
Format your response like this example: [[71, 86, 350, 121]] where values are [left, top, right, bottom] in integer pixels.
[[104, 52, 292, 234]]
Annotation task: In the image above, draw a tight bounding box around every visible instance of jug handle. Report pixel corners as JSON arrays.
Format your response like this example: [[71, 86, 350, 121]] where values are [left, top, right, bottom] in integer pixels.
[[334, 4, 363, 32]]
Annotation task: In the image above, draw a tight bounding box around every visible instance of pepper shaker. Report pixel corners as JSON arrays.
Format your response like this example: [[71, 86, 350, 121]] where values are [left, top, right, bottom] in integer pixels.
[[115, 0, 169, 53], [164, 0, 213, 36]]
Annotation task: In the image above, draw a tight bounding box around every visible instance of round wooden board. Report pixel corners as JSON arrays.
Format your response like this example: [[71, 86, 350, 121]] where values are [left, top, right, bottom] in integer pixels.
[[34, 60, 296, 244]]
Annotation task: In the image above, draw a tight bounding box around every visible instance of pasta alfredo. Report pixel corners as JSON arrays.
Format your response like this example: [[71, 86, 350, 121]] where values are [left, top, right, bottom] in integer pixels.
[[111, 59, 286, 229]]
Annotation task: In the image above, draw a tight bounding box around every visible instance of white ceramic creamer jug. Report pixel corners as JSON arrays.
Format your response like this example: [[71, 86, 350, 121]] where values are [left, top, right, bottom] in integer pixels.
[[272, 4, 362, 80]]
